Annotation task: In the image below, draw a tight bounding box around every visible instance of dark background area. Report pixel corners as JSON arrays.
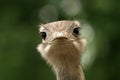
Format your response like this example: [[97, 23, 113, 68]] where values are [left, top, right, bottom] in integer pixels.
[[0, 0, 120, 80]]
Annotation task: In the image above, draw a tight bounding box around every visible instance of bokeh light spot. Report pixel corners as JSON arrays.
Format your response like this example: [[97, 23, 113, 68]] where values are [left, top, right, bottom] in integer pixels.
[[80, 21, 96, 69], [60, 0, 82, 17]]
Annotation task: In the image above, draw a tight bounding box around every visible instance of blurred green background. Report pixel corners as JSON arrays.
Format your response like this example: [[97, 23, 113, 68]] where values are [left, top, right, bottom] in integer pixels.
[[0, 0, 120, 80]]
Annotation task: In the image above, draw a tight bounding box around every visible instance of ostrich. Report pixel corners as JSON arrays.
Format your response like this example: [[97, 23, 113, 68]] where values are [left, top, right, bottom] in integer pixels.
[[37, 20, 87, 80]]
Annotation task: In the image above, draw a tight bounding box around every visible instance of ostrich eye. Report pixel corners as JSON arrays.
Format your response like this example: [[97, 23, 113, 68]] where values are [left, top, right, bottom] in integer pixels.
[[72, 27, 80, 37], [40, 32, 47, 40]]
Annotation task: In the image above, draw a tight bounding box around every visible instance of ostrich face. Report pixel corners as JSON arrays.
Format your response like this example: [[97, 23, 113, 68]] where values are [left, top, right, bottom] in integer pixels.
[[37, 20, 86, 65]]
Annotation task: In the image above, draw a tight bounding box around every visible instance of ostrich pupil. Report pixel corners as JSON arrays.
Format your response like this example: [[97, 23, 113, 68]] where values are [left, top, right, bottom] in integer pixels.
[[41, 32, 47, 40], [73, 27, 80, 36]]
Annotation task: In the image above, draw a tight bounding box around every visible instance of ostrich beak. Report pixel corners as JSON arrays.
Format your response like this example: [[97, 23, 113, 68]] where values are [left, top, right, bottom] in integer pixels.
[[53, 32, 68, 41]]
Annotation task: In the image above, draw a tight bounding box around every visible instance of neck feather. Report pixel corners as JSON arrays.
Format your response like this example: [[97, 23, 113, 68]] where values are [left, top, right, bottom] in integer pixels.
[[46, 41, 85, 80], [53, 63, 84, 80]]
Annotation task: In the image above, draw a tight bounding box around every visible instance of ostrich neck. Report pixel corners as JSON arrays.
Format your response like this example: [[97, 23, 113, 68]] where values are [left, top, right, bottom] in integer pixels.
[[47, 41, 85, 80], [54, 63, 84, 80], [50, 50, 85, 80]]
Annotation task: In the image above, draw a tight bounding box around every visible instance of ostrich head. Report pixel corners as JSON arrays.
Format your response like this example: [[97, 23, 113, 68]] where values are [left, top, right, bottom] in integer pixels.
[[37, 20, 86, 80]]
